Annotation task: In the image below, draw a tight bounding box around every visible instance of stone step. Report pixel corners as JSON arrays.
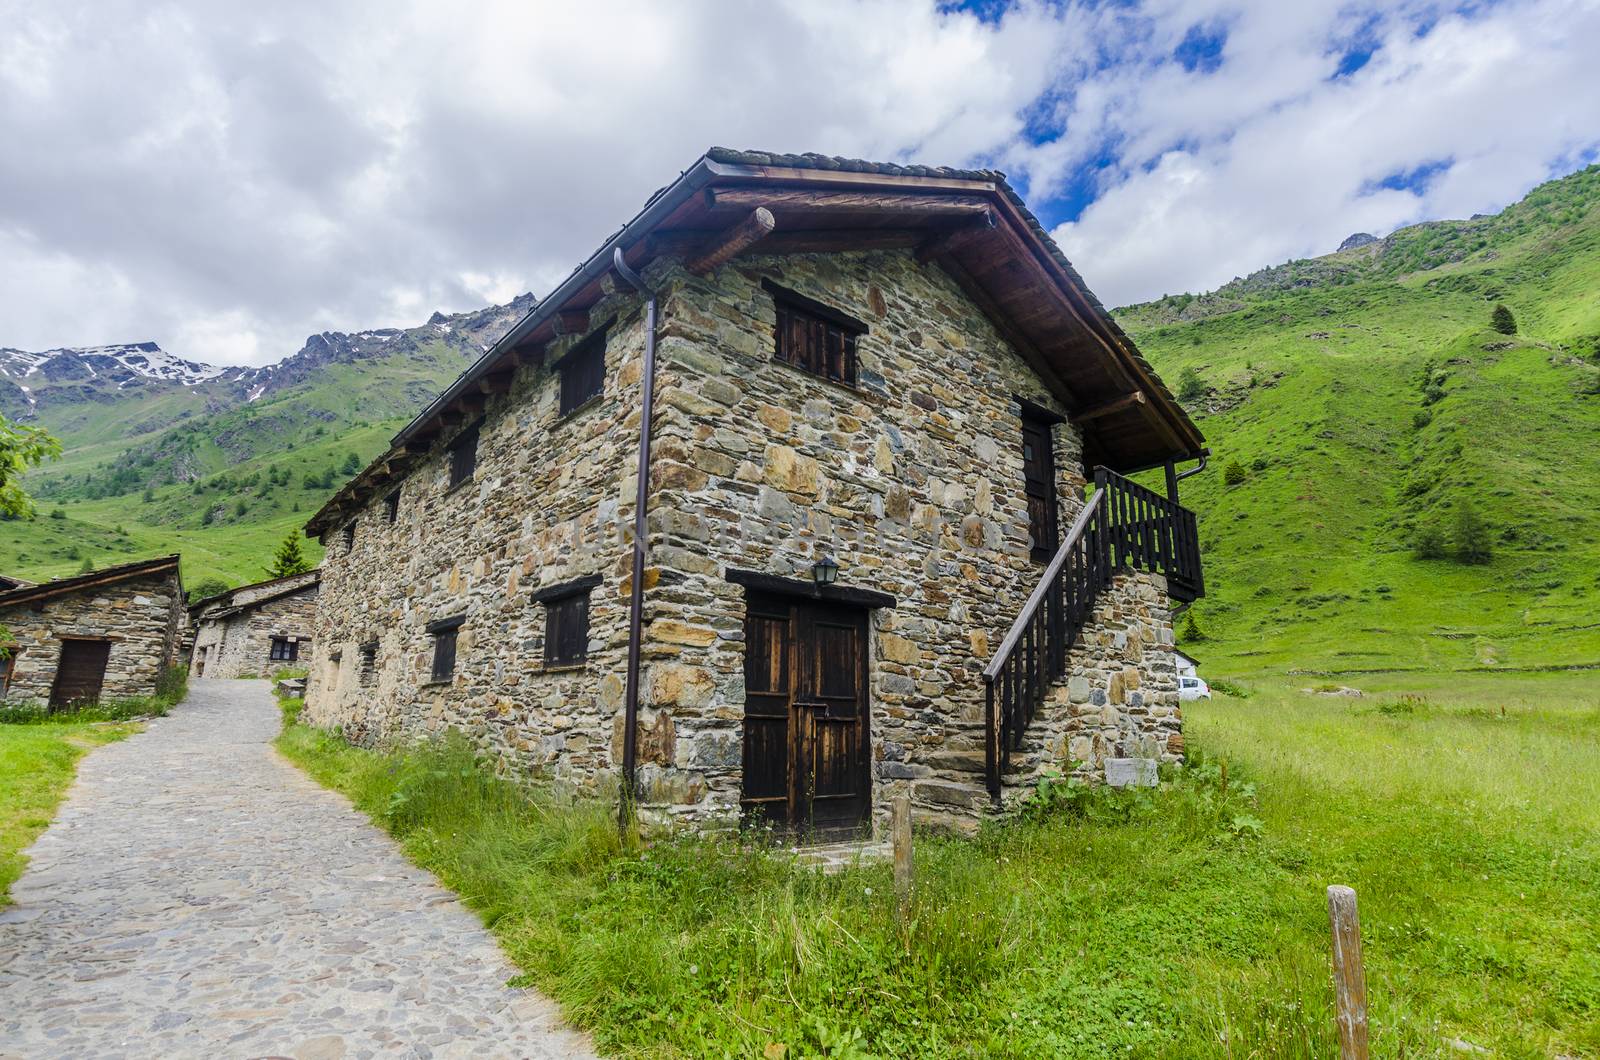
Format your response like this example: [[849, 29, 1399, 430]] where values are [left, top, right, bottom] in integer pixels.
[[911, 778, 988, 811]]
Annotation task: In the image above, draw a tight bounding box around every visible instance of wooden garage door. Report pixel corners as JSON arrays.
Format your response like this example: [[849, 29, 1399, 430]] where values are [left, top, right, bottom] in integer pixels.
[[741, 595, 871, 840], [49, 639, 112, 712]]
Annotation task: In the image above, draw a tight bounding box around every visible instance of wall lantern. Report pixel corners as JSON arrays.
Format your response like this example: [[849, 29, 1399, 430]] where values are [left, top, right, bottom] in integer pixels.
[[811, 555, 840, 587]]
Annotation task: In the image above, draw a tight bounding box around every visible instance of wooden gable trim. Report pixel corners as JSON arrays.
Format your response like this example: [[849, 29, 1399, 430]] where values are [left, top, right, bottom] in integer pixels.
[[530, 573, 603, 603]]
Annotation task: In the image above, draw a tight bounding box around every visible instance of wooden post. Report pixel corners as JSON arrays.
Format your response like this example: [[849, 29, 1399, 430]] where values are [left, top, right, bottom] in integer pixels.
[[1327, 885, 1369, 1060], [892, 795, 913, 920]]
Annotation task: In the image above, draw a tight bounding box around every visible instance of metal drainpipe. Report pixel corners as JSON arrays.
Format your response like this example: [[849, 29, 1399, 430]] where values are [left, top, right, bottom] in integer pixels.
[[610, 247, 656, 836]]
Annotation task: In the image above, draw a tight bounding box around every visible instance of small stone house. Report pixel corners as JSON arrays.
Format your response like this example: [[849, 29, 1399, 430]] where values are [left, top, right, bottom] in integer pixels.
[[189, 569, 320, 679], [0, 555, 185, 710], [303, 149, 1208, 838]]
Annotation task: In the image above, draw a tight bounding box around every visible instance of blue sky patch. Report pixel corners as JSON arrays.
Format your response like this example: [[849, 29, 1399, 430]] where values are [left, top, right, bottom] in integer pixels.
[[1173, 20, 1227, 73], [1363, 158, 1455, 196]]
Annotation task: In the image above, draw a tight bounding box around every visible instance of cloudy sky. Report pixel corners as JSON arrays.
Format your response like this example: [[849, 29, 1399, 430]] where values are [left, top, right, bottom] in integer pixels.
[[3, 0, 1597, 366]]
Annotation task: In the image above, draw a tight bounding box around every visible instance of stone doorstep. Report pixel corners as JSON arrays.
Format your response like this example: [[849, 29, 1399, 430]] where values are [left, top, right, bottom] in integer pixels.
[[793, 839, 893, 874]]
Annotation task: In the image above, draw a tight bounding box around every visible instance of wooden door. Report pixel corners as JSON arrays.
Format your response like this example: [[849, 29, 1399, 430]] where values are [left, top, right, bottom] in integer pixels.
[[49, 639, 111, 712], [741, 595, 871, 839], [1021, 415, 1058, 562]]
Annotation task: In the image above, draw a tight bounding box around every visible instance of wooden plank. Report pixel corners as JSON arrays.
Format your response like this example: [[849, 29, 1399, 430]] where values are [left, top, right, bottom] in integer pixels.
[[685, 207, 776, 275], [553, 308, 590, 336], [1327, 885, 1370, 1060], [706, 187, 993, 218]]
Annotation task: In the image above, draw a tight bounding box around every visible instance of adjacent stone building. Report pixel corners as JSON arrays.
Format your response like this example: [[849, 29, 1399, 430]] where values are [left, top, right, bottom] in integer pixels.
[[304, 149, 1209, 838], [0, 555, 185, 710], [189, 570, 319, 679]]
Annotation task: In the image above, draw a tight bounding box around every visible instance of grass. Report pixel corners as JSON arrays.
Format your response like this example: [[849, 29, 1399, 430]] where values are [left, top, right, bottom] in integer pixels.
[[276, 671, 1600, 1058], [0, 720, 137, 904]]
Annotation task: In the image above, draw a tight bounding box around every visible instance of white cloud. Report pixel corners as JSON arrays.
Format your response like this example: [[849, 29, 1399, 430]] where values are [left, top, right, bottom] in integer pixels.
[[0, 0, 1596, 361], [1046, 0, 1600, 305]]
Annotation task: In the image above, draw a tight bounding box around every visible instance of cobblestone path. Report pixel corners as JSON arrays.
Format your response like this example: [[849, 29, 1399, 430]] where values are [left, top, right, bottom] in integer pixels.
[[0, 679, 596, 1060]]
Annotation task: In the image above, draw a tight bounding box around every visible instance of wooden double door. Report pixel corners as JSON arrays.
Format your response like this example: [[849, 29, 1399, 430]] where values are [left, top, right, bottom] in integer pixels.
[[49, 638, 111, 711], [741, 595, 871, 839]]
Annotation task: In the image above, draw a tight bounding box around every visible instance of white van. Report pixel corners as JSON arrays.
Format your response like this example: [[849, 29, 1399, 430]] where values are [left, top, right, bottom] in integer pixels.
[[1178, 675, 1211, 701]]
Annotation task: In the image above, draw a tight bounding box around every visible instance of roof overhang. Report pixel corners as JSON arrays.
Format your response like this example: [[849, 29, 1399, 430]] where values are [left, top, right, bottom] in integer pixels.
[[306, 149, 1203, 535], [0, 555, 182, 609]]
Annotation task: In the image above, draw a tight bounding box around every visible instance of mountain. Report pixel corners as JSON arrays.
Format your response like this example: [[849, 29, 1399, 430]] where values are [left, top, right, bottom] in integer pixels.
[[0, 296, 533, 588], [1121, 163, 1600, 676]]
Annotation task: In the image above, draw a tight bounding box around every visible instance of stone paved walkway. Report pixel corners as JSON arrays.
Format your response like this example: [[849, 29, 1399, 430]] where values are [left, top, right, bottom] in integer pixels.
[[0, 680, 597, 1060]]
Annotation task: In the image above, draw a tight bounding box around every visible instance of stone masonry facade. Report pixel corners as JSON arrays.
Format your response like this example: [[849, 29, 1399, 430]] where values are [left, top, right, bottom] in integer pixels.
[[306, 247, 1180, 835], [189, 572, 320, 680], [0, 567, 185, 706]]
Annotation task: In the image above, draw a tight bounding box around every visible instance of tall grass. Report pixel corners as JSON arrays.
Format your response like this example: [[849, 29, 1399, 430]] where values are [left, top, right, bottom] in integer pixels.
[[0, 664, 188, 725], [277, 674, 1600, 1058]]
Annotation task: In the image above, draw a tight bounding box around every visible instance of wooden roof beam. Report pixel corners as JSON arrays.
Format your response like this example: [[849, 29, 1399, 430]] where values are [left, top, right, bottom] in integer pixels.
[[915, 209, 997, 264], [553, 308, 590, 336], [1073, 390, 1146, 424], [706, 187, 993, 218], [686, 207, 776, 275]]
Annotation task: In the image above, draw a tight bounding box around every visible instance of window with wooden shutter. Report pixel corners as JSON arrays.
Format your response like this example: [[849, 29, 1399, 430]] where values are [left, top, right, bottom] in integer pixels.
[[1020, 413, 1059, 563], [763, 279, 867, 386], [534, 575, 600, 667], [557, 330, 606, 416], [342, 521, 356, 552], [427, 615, 464, 682], [448, 421, 480, 489], [384, 489, 400, 524]]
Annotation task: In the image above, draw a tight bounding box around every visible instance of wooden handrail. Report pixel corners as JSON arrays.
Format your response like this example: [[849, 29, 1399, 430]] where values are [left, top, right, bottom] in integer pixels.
[[982, 490, 1103, 681]]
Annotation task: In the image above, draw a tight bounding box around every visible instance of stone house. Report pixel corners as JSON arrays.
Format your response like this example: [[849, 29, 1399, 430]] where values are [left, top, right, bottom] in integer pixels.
[[303, 149, 1208, 838], [0, 555, 185, 710], [189, 570, 319, 679]]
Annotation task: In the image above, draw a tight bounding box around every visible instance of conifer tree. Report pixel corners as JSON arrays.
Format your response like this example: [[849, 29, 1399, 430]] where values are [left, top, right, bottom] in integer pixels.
[[268, 529, 312, 579], [1454, 499, 1493, 565], [1490, 303, 1516, 335]]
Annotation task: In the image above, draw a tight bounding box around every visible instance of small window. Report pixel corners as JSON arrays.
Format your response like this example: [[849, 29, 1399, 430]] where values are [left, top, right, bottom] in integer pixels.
[[270, 637, 299, 662], [764, 279, 866, 386], [534, 575, 600, 667], [359, 641, 378, 686], [558, 330, 606, 416], [427, 615, 465, 682], [384, 489, 400, 524], [448, 421, 480, 489], [341, 521, 356, 552]]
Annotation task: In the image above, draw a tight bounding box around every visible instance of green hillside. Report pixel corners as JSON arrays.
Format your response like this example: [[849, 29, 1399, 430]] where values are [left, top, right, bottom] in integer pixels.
[[0, 303, 530, 591], [1121, 164, 1600, 676]]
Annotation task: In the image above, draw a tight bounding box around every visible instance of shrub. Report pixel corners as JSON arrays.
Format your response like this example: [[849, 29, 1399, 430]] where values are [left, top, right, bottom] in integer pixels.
[[1178, 366, 1206, 404], [1412, 409, 1432, 430], [1223, 460, 1247, 487], [1455, 499, 1493, 565], [1490, 303, 1517, 335]]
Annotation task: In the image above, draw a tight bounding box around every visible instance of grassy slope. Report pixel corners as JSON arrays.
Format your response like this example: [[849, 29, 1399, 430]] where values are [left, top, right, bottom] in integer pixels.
[[0, 342, 470, 586], [0, 722, 136, 904], [278, 670, 1600, 1058], [1120, 165, 1600, 675]]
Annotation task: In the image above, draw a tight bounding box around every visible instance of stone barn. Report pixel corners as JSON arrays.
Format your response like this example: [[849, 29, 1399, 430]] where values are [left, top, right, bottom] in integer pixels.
[[0, 555, 185, 710], [303, 149, 1209, 838], [189, 569, 320, 679]]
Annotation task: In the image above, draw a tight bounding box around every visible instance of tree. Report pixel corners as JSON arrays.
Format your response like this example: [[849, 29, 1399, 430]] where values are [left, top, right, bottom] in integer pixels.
[[1180, 611, 1207, 642], [0, 415, 61, 519], [1413, 521, 1447, 559], [1454, 499, 1493, 565], [1223, 460, 1248, 487], [77, 557, 94, 574], [267, 529, 312, 579], [341, 451, 362, 475], [1178, 366, 1206, 404], [1490, 304, 1517, 335]]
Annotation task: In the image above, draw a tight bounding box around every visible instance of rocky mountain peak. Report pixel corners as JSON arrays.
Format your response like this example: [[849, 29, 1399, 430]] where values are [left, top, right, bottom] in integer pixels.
[[1337, 232, 1379, 252]]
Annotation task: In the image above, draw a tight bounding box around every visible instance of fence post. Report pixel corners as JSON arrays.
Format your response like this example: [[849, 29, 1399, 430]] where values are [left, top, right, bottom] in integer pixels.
[[1327, 885, 1369, 1060], [893, 794, 913, 921]]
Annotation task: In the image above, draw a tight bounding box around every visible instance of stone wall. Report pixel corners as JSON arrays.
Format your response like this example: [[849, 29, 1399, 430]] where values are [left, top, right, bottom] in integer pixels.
[[633, 249, 1087, 831], [0, 570, 184, 705], [304, 267, 659, 800], [305, 246, 1186, 836], [1004, 569, 1179, 798], [190, 583, 319, 680]]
